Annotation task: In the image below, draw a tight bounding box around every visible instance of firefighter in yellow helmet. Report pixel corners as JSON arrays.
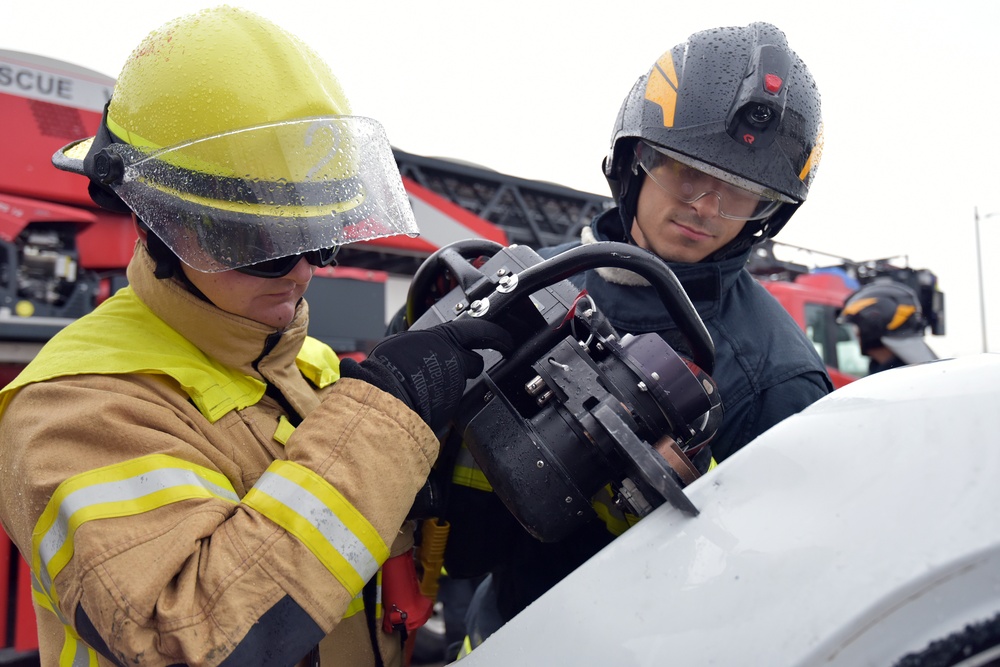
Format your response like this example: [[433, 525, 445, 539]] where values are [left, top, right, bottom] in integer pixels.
[[0, 6, 510, 666]]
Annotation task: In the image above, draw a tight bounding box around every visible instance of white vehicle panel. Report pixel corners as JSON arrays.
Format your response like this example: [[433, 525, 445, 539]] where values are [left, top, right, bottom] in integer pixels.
[[459, 354, 1000, 666]]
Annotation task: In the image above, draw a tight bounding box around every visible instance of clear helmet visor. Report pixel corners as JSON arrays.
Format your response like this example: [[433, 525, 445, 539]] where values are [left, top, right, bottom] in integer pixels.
[[635, 141, 794, 221], [106, 116, 418, 272]]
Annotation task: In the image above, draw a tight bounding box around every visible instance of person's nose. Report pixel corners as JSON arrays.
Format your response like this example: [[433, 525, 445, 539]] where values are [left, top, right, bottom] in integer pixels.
[[286, 256, 316, 284], [689, 191, 723, 219]]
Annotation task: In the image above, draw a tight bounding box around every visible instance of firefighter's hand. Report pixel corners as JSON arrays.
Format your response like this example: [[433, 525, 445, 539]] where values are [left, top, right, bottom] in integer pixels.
[[341, 318, 513, 433]]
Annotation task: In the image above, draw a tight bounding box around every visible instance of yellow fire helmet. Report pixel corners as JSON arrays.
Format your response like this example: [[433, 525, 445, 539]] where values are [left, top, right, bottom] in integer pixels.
[[53, 5, 418, 273]]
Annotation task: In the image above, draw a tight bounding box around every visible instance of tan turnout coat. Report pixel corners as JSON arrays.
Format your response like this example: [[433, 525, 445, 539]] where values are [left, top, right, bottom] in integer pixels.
[[0, 247, 437, 666]]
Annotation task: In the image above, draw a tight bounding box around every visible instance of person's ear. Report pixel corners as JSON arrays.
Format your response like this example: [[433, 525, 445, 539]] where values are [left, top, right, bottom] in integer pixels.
[[132, 214, 148, 245]]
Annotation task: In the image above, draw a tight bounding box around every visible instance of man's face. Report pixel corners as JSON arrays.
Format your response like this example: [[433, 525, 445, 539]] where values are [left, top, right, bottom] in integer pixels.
[[181, 258, 316, 329], [630, 171, 749, 264]]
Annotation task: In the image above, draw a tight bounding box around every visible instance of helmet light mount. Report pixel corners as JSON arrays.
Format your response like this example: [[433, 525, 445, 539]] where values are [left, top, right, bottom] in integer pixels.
[[726, 43, 792, 149], [404, 240, 721, 543]]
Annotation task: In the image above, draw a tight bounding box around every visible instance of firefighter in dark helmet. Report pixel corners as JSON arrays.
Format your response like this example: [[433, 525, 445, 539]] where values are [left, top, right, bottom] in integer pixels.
[[0, 6, 511, 666], [839, 280, 939, 374], [447, 22, 833, 655]]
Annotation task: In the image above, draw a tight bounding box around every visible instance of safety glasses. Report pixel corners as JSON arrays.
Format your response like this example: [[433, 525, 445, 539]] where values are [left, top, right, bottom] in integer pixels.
[[235, 246, 339, 278], [635, 142, 789, 221]]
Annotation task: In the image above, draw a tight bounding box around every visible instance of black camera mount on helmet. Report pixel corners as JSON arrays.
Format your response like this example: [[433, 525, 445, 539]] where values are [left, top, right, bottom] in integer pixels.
[[404, 239, 721, 543]]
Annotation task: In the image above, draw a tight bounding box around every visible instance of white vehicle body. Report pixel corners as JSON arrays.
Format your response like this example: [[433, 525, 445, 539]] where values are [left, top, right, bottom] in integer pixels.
[[460, 354, 1000, 666]]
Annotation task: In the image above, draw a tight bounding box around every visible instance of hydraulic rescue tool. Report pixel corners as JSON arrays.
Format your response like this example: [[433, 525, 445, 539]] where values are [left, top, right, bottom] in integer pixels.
[[404, 239, 722, 543]]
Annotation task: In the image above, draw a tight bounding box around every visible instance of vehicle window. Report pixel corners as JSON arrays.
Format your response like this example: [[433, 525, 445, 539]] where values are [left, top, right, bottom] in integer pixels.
[[836, 322, 869, 377], [804, 303, 830, 363], [805, 303, 869, 378]]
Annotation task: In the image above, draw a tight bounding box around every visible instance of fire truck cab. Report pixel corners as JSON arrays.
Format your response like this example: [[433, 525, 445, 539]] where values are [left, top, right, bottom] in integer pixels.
[[748, 240, 945, 388]]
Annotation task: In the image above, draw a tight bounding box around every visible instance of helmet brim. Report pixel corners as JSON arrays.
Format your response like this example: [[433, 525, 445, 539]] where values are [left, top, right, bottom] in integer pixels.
[[882, 336, 939, 365], [52, 136, 95, 176]]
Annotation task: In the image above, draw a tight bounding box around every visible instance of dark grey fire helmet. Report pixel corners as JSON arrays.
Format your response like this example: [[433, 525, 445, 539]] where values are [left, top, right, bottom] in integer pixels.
[[604, 22, 823, 259], [839, 281, 939, 364]]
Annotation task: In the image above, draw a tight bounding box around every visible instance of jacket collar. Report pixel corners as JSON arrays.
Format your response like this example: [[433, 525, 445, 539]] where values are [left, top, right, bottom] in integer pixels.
[[128, 243, 310, 381]]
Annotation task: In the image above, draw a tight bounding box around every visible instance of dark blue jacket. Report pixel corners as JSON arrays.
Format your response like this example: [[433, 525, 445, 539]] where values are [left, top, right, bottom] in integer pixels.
[[539, 209, 832, 461], [448, 210, 834, 629]]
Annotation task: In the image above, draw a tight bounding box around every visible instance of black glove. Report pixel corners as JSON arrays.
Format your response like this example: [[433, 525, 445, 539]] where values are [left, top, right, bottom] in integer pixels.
[[340, 318, 513, 432]]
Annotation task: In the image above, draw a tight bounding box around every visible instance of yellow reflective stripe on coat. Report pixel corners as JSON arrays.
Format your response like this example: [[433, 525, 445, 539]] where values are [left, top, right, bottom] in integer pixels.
[[243, 460, 388, 596], [260, 421, 384, 610], [31, 454, 239, 612], [29, 454, 239, 666], [343, 570, 382, 620], [451, 444, 493, 492], [30, 573, 96, 667], [59, 624, 98, 667]]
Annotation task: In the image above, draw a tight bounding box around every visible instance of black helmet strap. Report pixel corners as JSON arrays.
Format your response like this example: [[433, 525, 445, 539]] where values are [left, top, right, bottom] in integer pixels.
[[137, 218, 182, 280], [135, 219, 209, 304], [615, 151, 643, 246], [606, 140, 648, 245], [140, 230, 212, 302]]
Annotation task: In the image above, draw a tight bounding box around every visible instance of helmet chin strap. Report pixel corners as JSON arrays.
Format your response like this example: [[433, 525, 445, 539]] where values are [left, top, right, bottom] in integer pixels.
[[615, 152, 645, 246], [142, 226, 182, 280], [136, 218, 212, 302]]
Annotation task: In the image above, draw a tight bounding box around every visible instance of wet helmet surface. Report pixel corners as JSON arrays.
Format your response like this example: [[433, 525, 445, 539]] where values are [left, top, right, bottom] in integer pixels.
[[605, 22, 823, 248]]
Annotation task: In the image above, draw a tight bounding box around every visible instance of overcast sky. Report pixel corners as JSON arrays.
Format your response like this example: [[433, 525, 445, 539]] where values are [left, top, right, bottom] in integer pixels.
[[7, 0, 1000, 358]]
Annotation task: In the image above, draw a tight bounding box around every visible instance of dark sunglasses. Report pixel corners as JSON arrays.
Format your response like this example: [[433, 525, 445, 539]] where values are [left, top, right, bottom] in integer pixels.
[[235, 246, 339, 278]]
